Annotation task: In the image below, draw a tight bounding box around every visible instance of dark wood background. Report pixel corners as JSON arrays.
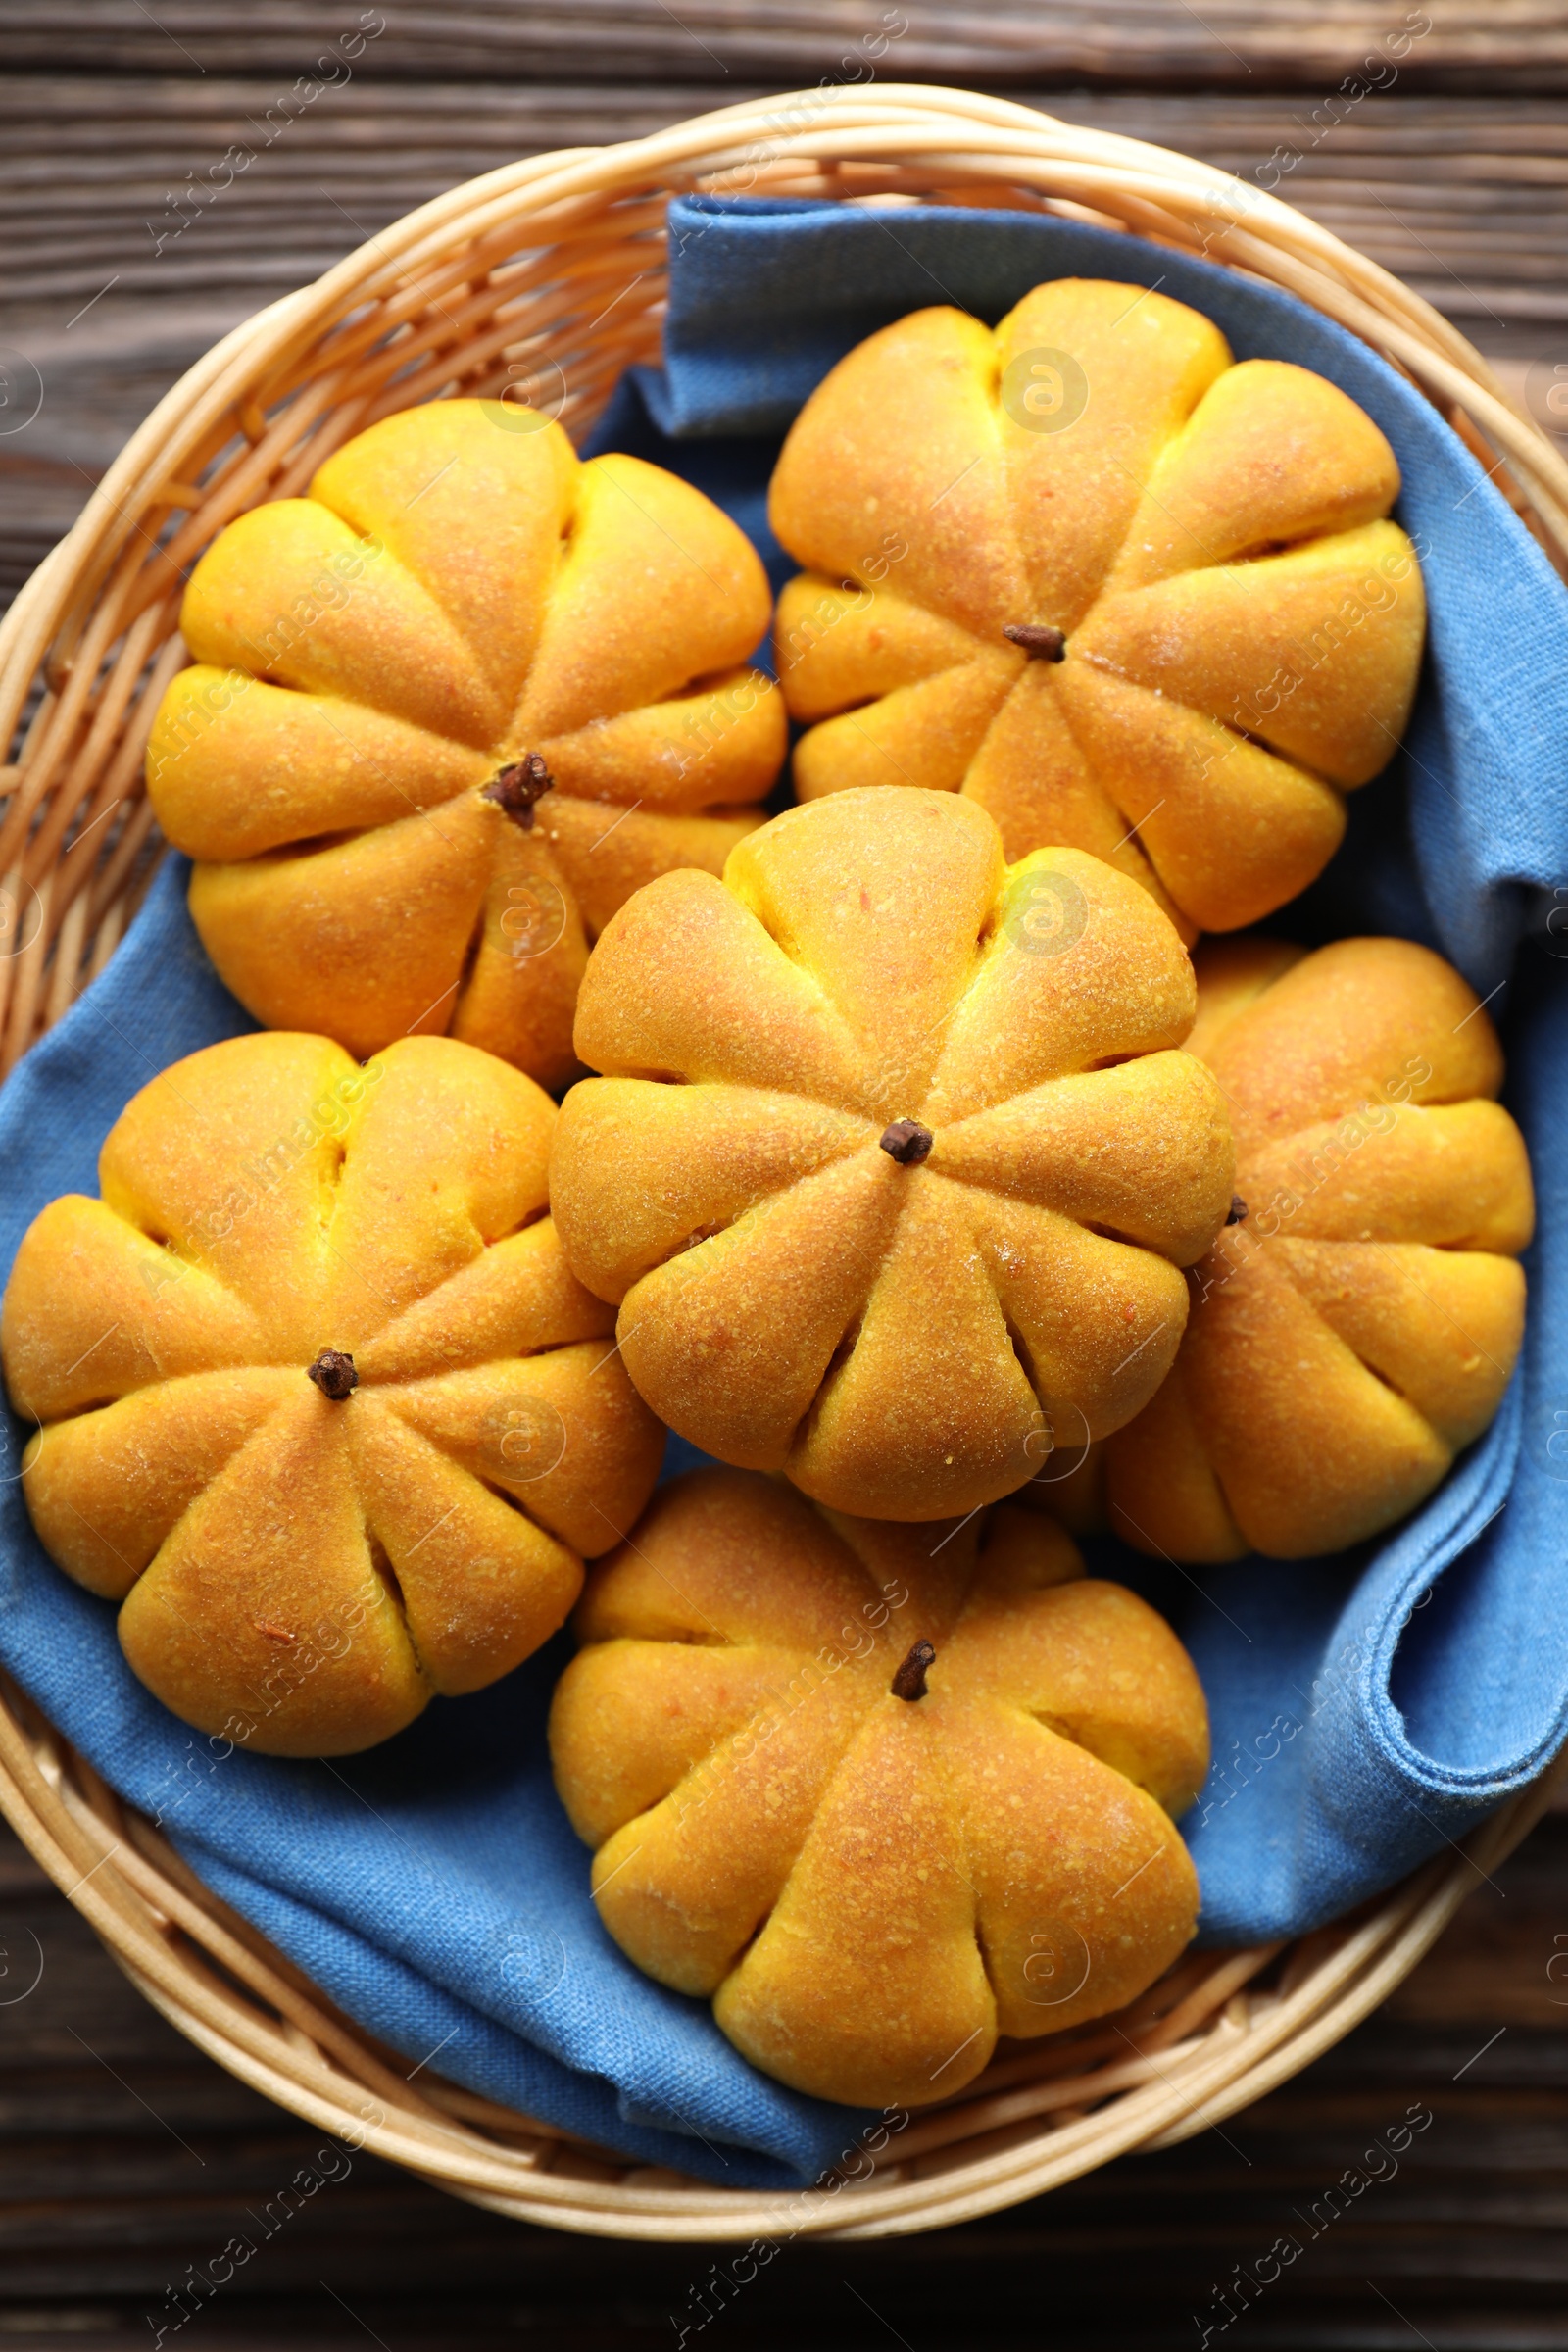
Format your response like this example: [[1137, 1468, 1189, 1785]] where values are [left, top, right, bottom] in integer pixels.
[[2, 8, 1567, 2345]]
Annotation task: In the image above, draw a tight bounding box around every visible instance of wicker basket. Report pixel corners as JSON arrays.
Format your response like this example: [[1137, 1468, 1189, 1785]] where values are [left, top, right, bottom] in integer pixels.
[[0, 84, 1562, 2242]]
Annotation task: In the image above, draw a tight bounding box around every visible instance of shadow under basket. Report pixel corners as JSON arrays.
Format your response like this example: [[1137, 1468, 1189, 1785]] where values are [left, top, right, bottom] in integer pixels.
[[0, 86, 1564, 2240]]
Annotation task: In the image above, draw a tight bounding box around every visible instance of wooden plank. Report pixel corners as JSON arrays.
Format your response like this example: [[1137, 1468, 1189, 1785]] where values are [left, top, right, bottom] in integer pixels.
[[3, 84, 1567, 601], [4, 84, 1564, 315], [4, 0, 1568, 95], [0, 49, 1562, 2335], [0, 1817, 1558, 2337]]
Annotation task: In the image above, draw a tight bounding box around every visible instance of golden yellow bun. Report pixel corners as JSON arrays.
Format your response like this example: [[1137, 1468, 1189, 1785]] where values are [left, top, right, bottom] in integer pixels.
[[1102, 936, 1534, 1560], [1, 1033, 664, 1754], [550, 1467, 1209, 2108], [146, 401, 784, 1089], [551, 787, 1235, 1521], [769, 281, 1425, 937]]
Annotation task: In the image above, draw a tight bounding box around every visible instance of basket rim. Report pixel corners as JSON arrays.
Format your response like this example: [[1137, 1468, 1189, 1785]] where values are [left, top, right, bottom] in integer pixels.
[[0, 81, 1561, 2241], [7, 80, 1568, 696], [0, 1664, 1556, 2243], [3, 1674, 1560, 2238]]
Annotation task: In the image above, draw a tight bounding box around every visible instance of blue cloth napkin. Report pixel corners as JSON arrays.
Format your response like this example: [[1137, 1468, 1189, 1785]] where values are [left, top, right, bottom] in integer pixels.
[[0, 199, 1564, 2180]]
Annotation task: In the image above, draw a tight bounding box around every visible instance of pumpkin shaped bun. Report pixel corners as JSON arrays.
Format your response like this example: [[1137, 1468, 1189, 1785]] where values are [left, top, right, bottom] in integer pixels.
[[1102, 936, 1534, 1560], [146, 401, 784, 1089], [551, 1469, 1209, 2108], [770, 280, 1425, 938], [1, 1033, 664, 1754], [550, 788, 1237, 1522]]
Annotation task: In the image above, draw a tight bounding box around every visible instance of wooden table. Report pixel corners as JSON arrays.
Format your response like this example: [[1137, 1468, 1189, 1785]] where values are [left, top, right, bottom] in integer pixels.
[[0, 1811, 1562, 2348], [1, 10, 1565, 2344]]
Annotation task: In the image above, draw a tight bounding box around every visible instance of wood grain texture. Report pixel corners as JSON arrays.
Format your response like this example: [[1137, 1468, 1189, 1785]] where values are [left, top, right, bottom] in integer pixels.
[[0, 17, 1564, 2335], [3, 83, 1567, 599], [2, 1, 1567, 93], [5, 81, 1568, 310], [0, 1812, 1559, 2343]]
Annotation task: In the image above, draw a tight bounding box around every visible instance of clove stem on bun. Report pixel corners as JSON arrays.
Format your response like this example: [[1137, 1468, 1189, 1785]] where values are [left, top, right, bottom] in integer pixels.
[[1003, 623, 1066, 662], [482, 752, 554, 829], [307, 1348, 359, 1400], [891, 1640, 936, 1701], [880, 1118, 934, 1165]]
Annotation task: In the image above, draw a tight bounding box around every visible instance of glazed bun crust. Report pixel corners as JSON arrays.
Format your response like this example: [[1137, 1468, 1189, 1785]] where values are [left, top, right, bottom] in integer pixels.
[[770, 280, 1425, 938], [552, 788, 1237, 1522], [146, 401, 784, 1088], [1103, 936, 1534, 1560], [2, 1033, 664, 1753], [550, 1469, 1210, 2108]]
